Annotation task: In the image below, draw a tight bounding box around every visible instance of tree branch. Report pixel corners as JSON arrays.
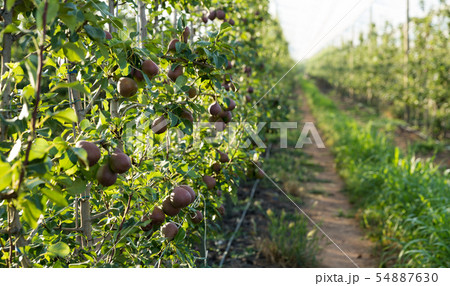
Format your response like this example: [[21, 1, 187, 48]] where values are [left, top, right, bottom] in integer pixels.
[[80, 88, 104, 117], [0, 190, 17, 201], [90, 209, 116, 221]]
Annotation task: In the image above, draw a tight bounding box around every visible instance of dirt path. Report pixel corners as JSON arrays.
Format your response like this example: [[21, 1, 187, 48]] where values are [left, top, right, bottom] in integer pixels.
[[301, 98, 377, 268]]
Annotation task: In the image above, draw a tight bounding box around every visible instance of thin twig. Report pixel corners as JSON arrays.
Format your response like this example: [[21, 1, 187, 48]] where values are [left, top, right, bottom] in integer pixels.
[[16, 0, 48, 194]]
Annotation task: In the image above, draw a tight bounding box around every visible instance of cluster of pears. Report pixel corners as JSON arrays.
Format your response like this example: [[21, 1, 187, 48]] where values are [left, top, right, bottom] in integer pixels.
[[116, 26, 192, 99], [75, 141, 132, 187], [208, 98, 236, 132], [202, 8, 235, 26], [165, 26, 191, 82], [141, 185, 204, 241], [117, 59, 159, 98]]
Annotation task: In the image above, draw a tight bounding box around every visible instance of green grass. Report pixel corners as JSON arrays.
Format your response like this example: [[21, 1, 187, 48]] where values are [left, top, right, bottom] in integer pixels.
[[302, 79, 450, 267], [258, 209, 320, 267]]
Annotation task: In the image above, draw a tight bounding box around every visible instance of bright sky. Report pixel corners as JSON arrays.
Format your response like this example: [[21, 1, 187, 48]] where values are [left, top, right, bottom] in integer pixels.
[[269, 0, 443, 60]]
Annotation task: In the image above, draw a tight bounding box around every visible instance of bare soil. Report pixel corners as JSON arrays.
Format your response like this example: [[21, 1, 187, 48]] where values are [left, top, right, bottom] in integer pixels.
[[300, 98, 378, 268]]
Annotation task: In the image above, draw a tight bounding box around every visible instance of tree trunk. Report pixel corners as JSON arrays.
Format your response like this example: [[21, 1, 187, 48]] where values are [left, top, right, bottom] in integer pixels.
[[0, 6, 12, 141]]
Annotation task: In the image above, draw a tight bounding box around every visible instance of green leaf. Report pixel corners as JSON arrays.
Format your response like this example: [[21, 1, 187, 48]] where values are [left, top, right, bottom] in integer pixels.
[[41, 188, 68, 207], [27, 158, 52, 175], [53, 108, 77, 124], [196, 41, 211, 47], [29, 138, 50, 161], [79, 119, 91, 131], [21, 85, 35, 101], [22, 200, 42, 228], [66, 179, 87, 196], [84, 25, 105, 41], [25, 178, 45, 190], [218, 22, 232, 38], [59, 3, 79, 31], [59, 149, 78, 170], [6, 0, 15, 11], [36, 0, 60, 30], [71, 147, 88, 167], [0, 161, 13, 191], [50, 82, 90, 94], [168, 112, 179, 127], [48, 242, 70, 258], [46, 0, 60, 25], [175, 75, 188, 88], [62, 42, 86, 62]]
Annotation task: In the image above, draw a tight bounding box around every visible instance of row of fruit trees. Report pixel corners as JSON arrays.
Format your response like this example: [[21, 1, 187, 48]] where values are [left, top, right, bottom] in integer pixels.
[[0, 0, 296, 267], [306, 2, 449, 139]]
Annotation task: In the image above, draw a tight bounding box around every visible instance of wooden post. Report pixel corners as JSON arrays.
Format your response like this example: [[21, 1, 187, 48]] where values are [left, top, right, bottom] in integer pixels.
[[138, 1, 147, 48]]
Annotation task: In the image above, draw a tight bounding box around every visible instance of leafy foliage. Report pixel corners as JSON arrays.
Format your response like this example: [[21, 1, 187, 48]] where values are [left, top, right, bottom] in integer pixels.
[[0, 0, 296, 267]]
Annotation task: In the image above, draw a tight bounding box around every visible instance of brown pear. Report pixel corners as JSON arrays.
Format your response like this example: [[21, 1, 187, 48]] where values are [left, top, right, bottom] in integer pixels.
[[182, 27, 190, 43], [180, 109, 194, 124], [217, 205, 225, 216], [105, 31, 112, 40], [168, 65, 183, 82], [117, 77, 138, 98], [142, 60, 159, 79], [218, 150, 230, 163], [223, 98, 236, 111], [170, 186, 192, 208], [247, 86, 254, 94], [140, 215, 153, 231], [96, 164, 117, 187], [179, 185, 196, 203], [202, 13, 209, 23], [150, 206, 165, 226], [109, 148, 132, 174], [76, 141, 101, 167], [161, 222, 178, 240], [216, 9, 225, 20], [219, 110, 232, 123], [228, 19, 235, 26], [151, 115, 168, 134], [208, 10, 216, 20], [188, 87, 197, 98], [208, 102, 222, 116], [131, 68, 144, 82], [162, 196, 181, 217], [214, 118, 226, 132], [211, 162, 221, 173], [202, 175, 216, 190], [190, 210, 203, 224], [168, 39, 179, 53]]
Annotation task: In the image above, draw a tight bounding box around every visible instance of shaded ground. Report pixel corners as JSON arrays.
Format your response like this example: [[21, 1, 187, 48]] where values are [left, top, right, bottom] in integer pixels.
[[207, 181, 304, 267]]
